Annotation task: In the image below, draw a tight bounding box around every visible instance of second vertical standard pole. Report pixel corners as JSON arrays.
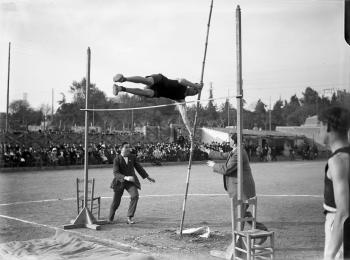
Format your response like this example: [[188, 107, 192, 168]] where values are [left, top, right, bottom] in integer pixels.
[[209, 6, 244, 259], [63, 48, 108, 230], [236, 5, 244, 232], [83, 47, 91, 209]]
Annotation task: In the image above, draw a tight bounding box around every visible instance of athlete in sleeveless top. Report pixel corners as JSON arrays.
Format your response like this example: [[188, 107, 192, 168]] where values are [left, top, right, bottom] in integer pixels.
[[318, 106, 350, 259], [112, 73, 203, 138]]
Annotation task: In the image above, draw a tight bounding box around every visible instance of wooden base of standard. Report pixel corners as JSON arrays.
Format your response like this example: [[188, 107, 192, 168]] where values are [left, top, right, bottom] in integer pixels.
[[63, 207, 108, 230]]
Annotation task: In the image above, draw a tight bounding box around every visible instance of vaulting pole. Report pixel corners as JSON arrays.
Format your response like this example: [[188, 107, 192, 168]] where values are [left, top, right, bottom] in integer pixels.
[[179, 0, 214, 236]]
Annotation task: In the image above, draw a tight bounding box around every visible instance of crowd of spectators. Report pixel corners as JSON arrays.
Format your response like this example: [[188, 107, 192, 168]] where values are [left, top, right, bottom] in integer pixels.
[[0, 136, 208, 168], [0, 143, 87, 168], [0, 136, 320, 168]]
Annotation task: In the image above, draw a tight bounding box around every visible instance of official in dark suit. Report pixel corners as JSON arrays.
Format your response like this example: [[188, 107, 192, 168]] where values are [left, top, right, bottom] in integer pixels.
[[109, 142, 155, 224]]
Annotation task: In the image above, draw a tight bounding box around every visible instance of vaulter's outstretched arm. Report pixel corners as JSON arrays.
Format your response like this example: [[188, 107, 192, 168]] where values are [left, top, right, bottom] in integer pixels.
[[177, 78, 203, 89]]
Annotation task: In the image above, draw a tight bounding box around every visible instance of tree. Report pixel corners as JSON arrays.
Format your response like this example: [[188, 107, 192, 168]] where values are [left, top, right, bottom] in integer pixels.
[[243, 109, 254, 129], [286, 94, 300, 111], [55, 102, 82, 129], [55, 78, 110, 129], [283, 95, 300, 125], [58, 93, 66, 106], [9, 100, 24, 129], [301, 87, 319, 106], [254, 99, 267, 129], [9, 99, 30, 115], [300, 87, 321, 116], [9, 99, 43, 129], [286, 106, 314, 126], [331, 93, 340, 106], [319, 95, 331, 108], [271, 99, 285, 129]]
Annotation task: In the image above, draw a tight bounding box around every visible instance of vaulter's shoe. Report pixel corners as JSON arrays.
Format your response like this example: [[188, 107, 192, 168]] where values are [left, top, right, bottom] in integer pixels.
[[113, 84, 122, 95], [113, 74, 126, 83], [127, 217, 135, 224]]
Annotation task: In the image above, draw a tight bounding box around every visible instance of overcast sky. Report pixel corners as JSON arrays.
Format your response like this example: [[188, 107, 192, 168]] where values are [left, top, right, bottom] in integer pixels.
[[0, 0, 349, 113]]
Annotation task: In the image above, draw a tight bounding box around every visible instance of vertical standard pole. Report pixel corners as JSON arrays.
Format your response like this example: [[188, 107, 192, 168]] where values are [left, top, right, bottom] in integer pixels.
[[6, 42, 11, 132], [236, 5, 244, 231], [84, 47, 91, 208], [63, 49, 106, 229], [179, 0, 213, 236]]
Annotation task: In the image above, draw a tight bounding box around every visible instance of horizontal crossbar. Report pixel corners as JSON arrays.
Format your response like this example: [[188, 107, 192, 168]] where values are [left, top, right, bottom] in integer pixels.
[[81, 95, 237, 112]]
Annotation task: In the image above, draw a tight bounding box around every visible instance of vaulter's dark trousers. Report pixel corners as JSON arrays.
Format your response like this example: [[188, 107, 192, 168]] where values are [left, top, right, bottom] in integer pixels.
[[109, 184, 139, 221]]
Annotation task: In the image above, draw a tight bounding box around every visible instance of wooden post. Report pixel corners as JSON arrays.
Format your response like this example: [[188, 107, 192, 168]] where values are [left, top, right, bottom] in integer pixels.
[[210, 5, 243, 259], [63, 48, 108, 230], [236, 3, 244, 233]]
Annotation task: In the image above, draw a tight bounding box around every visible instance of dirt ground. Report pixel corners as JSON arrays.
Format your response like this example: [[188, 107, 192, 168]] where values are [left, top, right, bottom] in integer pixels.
[[0, 160, 326, 259]]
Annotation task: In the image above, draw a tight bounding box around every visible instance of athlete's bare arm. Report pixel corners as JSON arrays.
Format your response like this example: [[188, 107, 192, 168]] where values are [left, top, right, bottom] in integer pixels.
[[177, 78, 203, 89], [325, 154, 350, 259]]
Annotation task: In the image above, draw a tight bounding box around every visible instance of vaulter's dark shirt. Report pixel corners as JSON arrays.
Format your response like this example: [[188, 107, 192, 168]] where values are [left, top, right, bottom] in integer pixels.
[[323, 146, 350, 213], [147, 73, 187, 101]]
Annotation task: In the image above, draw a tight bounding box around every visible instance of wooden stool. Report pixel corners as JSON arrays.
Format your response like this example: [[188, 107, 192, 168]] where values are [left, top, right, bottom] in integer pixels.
[[233, 197, 274, 259], [211, 196, 274, 260]]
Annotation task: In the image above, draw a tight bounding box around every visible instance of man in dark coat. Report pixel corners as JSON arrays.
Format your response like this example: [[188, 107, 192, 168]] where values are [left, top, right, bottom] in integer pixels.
[[109, 142, 155, 224], [205, 133, 256, 201], [205, 133, 268, 244]]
